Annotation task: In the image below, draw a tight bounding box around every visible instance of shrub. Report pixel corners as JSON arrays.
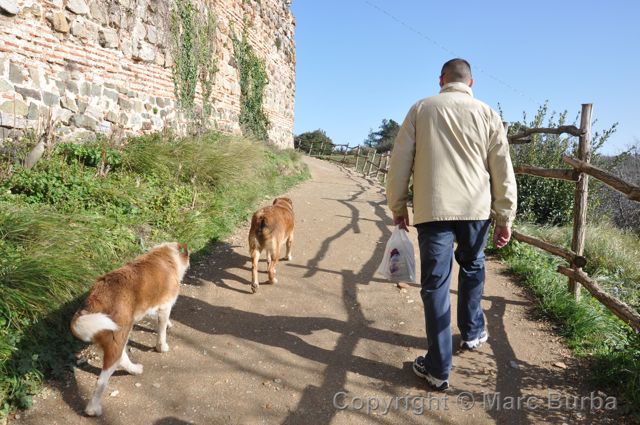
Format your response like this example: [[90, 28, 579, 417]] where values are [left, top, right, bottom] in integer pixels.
[[508, 103, 616, 225]]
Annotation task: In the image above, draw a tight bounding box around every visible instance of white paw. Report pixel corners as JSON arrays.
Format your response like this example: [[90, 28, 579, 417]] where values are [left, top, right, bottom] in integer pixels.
[[251, 282, 259, 293], [269, 277, 278, 285], [156, 342, 169, 353], [128, 363, 144, 375], [85, 403, 102, 417], [286, 254, 292, 261]]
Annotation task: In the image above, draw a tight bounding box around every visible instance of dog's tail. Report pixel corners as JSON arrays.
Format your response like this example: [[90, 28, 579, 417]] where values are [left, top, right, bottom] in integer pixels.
[[254, 212, 272, 240], [71, 312, 119, 342]]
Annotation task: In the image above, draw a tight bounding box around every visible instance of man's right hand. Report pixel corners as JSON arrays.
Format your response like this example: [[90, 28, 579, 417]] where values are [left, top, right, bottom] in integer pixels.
[[393, 212, 410, 231], [493, 224, 511, 248]]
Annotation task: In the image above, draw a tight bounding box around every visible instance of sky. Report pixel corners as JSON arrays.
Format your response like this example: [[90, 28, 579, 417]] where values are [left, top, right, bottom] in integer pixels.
[[290, 1, 640, 155]]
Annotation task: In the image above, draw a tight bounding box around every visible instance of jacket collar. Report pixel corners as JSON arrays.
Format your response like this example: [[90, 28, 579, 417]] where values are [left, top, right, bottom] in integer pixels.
[[439, 82, 473, 97]]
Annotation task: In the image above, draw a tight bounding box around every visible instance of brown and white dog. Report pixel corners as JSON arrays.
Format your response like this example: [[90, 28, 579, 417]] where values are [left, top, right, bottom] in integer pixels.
[[248, 197, 294, 293], [70, 242, 190, 416]]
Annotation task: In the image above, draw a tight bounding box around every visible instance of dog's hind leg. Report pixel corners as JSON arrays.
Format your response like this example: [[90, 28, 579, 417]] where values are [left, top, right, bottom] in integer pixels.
[[285, 233, 293, 261], [155, 302, 174, 352], [267, 242, 280, 285], [119, 346, 143, 375], [85, 329, 128, 417], [250, 246, 261, 293]]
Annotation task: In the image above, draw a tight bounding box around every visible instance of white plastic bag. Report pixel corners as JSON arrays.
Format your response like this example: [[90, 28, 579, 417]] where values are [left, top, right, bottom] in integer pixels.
[[376, 225, 416, 283]]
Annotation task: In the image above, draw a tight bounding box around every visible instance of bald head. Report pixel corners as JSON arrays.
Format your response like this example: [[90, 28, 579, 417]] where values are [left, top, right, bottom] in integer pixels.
[[440, 58, 472, 86]]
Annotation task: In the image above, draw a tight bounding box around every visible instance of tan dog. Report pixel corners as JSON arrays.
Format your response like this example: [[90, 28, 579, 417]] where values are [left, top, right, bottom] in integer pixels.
[[70, 242, 190, 416], [248, 197, 294, 293]]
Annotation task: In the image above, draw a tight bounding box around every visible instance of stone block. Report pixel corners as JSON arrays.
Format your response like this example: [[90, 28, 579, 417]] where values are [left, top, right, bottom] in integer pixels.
[[84, 103, 103, 120], [99, 27, 118, 48], [0, 79, 12, 92], [9, 62, 24, 84], [66, 0, 89, 15], [54, 80, 66, 93], [48, 11, 69, 33], [27, 102, 40, 120], [133, 41, 155, 62], [71, 19, 95, 41], [97, 120, 111, 134], [0, 0, 19, 16], [28, 68, 41, 88], [105, 110, 118, 123], [72, 113, 98, 130], [146, 25, 157, 44], [0, 99, 28, 116], [15, 86, 41, 101], [61, 96, 79, 112], [118, 97, 132, 110], [132, 21, 145, 42], [80, 82, 90, 96], [88, 0, 107, 24], [103, 88, 118, 102], [65, 80, 79, 94], [90, 83, 102, 97], [0, 112, 28, 128], [42, 91, 60, 107], [53, 107, 73, 125]]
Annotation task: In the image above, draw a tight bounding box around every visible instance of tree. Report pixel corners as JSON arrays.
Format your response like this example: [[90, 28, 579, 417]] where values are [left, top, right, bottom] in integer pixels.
[[364, 119, 400, 153], [596, 143, 640, 232], [294, 129, 334, 154], [509, 103, 616, 226]]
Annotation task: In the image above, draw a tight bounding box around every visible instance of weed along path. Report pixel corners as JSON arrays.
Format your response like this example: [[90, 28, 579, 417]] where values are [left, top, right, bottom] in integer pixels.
[[14, 157, 621, 425]]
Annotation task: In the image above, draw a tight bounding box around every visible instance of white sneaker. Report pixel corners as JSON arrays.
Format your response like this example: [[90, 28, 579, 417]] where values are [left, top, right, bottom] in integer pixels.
[[460, 330, 488, 350]]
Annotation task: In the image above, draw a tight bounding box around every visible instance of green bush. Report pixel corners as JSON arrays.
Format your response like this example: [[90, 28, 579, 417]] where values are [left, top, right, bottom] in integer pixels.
[[0, 131, 308, 417], [508, 104, 616, 225]]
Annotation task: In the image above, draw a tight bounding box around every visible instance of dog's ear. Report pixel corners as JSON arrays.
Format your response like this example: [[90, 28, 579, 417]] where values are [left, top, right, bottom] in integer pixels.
[[179, 243, 189, 256], [272, 198, 279, 205]]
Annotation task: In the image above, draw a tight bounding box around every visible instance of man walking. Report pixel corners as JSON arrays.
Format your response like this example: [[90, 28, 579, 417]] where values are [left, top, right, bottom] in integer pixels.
[[386, 58, 517, 390]]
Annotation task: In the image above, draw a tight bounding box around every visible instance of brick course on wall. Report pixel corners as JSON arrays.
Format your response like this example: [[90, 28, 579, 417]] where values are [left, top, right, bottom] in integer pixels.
[[0, 0, 295, 148]]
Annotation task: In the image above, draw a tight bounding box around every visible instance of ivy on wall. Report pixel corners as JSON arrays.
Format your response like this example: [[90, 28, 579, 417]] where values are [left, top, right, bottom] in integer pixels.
[[231, 27, 270, 141], [170, 0, 218, 119]]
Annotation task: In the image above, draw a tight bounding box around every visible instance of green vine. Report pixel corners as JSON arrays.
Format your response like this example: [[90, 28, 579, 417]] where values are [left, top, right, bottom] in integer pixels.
[[170, 0, 217, 119], [232, 27, 270, 141]]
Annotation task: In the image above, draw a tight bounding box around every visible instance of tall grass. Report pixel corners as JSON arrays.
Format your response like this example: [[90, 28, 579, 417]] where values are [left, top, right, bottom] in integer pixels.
[[0, 132, 309, 416], [495, 223, 640, 416], [514, 222, 640, 308]]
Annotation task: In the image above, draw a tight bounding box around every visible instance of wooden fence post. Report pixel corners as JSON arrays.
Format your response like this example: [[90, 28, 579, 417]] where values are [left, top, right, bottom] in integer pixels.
[[569, 103, 593, 300], [369, 151, 377, 176], [308, 142, 313, 156], [354, 147, 361, 172]]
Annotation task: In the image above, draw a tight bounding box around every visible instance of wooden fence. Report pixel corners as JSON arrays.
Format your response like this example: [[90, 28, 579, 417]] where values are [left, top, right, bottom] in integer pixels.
[[299, 103, 640, 331], [508, 103, 640, 331], [302, 142, 392, 183]]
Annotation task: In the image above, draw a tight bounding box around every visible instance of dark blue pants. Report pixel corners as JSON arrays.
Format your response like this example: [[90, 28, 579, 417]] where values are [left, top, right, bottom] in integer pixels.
[[415, 220, 491, 380]]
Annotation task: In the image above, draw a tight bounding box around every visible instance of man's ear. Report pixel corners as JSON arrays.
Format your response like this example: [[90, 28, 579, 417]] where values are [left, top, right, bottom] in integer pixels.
[[468, 78, 474, 88]]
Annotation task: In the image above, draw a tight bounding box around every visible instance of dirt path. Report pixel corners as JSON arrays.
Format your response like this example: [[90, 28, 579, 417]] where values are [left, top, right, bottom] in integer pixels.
[[13, 157, 621, 425]]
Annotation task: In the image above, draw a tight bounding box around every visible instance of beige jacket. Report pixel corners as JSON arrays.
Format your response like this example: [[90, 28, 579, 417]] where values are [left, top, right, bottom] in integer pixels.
[[386, 82, 517, 226]]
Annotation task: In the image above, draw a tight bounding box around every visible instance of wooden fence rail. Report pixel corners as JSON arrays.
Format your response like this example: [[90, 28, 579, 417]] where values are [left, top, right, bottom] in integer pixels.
[[563, 156, 640, 202], [557, 267, 640, 331]]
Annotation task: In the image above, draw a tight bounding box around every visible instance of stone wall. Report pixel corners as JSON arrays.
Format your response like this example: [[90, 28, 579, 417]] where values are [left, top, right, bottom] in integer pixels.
[[0, 0, 295, 148]]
